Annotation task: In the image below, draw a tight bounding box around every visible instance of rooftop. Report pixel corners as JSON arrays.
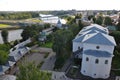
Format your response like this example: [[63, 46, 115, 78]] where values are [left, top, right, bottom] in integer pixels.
[[84, 50, 113, 57]]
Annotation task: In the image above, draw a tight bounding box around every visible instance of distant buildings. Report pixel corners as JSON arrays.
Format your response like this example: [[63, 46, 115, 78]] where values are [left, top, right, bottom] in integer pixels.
[[73, 24, 116, 79], [39, 14, 66, 24], [0, 39, 31, 75]]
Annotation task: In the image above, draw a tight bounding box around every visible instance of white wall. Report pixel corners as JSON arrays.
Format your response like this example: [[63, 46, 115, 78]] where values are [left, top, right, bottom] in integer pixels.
[[81, 54, 112, 79], [83, 43, 114, 54], [73, 42, 83, 52]]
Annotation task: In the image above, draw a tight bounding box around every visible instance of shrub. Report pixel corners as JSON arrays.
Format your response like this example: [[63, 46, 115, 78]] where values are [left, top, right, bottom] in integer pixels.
[[44, 52, 49, 58]]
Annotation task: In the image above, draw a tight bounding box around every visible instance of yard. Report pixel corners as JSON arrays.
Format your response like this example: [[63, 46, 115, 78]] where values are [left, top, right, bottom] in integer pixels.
[[0, 24, 10, 28], [40, 42, 53, 48]]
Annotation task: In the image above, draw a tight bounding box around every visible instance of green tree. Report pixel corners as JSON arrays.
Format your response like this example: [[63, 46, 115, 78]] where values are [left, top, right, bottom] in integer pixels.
[[117, 21, 120, 31], [21, 25, 43, 41], [104, 16, 112, 26], [1, 29, 8, 44], [0, 50, 8, 65], [44, 23, 51, 29], [21, 26, 31, 41], [52, 30, 73, 69], [93, 17, 96, 23], [17, 62, 51, 80], [75, 14, 82, 19], [95, 16, 103, 25], [109, 31, 120, 45], [88, 15, 94, 20]]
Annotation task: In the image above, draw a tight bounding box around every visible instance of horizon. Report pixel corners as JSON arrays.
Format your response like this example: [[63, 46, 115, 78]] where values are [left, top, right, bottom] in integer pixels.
[[0, 0, 120, 11]]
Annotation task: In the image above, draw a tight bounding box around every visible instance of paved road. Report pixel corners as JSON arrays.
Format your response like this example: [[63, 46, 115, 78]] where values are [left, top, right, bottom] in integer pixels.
[[41, 51, 56, 70]]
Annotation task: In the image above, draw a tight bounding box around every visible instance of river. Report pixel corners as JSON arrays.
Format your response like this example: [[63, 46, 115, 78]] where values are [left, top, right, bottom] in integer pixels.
[[0, 29, 23, 44]]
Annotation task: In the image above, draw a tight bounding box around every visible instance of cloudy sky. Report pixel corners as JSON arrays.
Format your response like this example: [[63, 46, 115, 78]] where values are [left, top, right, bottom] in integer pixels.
[[0, 0, 119, 11]]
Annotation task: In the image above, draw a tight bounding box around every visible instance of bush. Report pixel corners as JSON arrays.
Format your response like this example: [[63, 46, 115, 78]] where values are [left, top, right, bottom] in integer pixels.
[[44, 52, 49, 58], [0, 50, 8, 65], [0, 44, 10, 52], [54, 57, 65, 69], [112, 50, 120, 69], [37, 61, 44, 68], [25, 41, 37, 47]]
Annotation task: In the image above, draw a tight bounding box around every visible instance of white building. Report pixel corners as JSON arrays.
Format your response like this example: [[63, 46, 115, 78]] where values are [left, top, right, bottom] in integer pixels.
[[39, 14, 66, 24], [57, 19, 62, 28], [72, 24, 116, 79]]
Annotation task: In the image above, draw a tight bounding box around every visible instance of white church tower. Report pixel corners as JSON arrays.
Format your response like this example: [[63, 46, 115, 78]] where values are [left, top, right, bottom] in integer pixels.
[[73, 24, 116, 79], [80, 32, 116, 79]]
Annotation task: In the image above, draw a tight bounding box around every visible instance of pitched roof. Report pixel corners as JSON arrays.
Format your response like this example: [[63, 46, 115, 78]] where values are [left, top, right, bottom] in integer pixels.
[[80, 24, 108, 34], [75, 30, 98, 39], [84, 50, 113, 57], [57, 19, 61, 24], [73, 34, 85, 42], [83, 32, 116, 46], [81, 27, 107, 34]]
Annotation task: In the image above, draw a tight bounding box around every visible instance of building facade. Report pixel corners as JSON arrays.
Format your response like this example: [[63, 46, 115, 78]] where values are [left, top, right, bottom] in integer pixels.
[[72, 24, 116, 79]]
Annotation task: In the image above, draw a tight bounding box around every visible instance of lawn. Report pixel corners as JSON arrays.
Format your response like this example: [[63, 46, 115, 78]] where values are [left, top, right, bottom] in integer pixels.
[[31, 19, 42, 23], [41, 42, 53, 48], [0, 24, 10, 28], [26, 18, 42, 23]]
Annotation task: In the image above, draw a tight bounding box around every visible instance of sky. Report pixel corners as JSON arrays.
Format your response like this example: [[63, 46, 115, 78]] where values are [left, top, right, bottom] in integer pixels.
[[0, 0, 120, 11]]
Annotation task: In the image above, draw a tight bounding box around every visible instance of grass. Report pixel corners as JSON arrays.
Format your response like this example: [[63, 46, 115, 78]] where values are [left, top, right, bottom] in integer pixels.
[[37, 61, 44, 68], [30, 50, 40, 53], [0, 24, 10, 28], [31, 19, 42, 23], [41, 42, 53, 48], [26, 18, 42, 23]]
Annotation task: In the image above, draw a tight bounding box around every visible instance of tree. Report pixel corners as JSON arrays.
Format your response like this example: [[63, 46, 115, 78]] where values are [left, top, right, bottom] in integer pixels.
[[93, 17, 96, 23], [17, 62, 52, 80], [117, 21, 120, 31], [21, 25, 43, 41], [88, 15, 94, 20], [109, 31, 120, 45], [44, 23, 51, 29], [75, 14, 82, 19], [95, 16, 103, 25], [52, 30, 73, 69], [0, 50, 8, 65], [21, 26, 31, 41], [104, 17, 112, 26], [1, 29, 8, 44]]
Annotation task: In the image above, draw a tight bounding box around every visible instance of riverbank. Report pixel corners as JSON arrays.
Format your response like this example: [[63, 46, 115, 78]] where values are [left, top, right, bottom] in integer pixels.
[[0, 29, 23, 44]]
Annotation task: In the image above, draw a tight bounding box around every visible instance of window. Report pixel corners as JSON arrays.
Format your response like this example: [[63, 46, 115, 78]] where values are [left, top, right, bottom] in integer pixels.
[[95, 59, 99, 64], [83, 70, 86, 73], [86, 57, 89, 61], [94, 74, 96, 76], [96, 46, 100, 49], [78, 46, 80, 50], [105, 60, 108, 64]]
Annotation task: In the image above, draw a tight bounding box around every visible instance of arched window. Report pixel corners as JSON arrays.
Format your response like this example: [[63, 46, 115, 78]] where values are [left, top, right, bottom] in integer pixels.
[[105, 60, 108, 64], [95, 59, 99, 64], [96, 46, 100, 49], [86, 57, 89, 61], [94, 74, 96, 76], [78, 46, 80, 50]]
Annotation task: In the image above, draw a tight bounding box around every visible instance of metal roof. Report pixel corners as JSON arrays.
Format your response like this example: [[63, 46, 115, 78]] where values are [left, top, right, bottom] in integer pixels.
[[83, 32, 116, 46], [84, 50, 113, 57]]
